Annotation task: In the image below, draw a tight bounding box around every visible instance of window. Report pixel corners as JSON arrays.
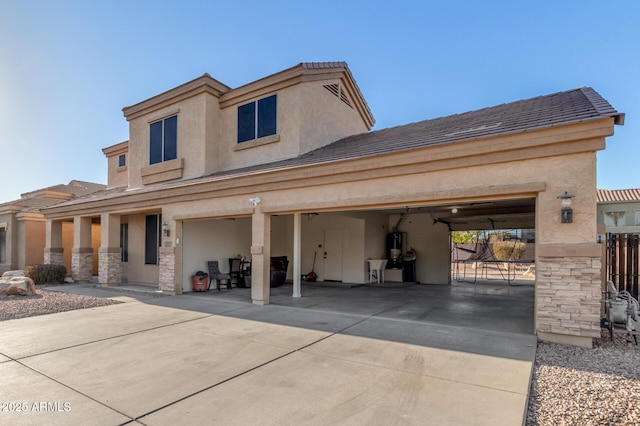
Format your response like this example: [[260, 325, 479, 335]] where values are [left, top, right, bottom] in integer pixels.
[[118, 154, 126, 167], [237, 95, 277, 143], [120, 223, 129, 262], [150, 115, 177, 164], [144, 215, 161, 265]]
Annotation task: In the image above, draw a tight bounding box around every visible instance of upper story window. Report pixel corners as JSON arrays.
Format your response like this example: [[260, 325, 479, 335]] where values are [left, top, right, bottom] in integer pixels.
[[150, 115, 177, 164], [237, 95, 277, 143], [118, 154, 126, 167]]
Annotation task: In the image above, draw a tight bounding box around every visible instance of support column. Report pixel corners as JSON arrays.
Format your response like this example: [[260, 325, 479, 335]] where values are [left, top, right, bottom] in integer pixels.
[[98, 213, 121, 286], [251, 210, 271, 305], [44, 219, 64, 266], [292, 213, 301, 298], [536, 243, 603, 347], [72, 216, 93, 282], [159, 247, 176, 294]]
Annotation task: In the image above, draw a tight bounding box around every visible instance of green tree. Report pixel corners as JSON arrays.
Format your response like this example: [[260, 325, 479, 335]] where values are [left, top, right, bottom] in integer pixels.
[[451, 231, 479, 244]]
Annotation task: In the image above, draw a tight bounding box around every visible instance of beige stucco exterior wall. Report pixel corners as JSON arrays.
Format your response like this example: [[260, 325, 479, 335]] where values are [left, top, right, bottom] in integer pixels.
[[103, 141, 129, 188], [218, 81, 368, 170], [122, 77, 371, 192], [127, 93, 214, 189], [123, 213, 160, 286], [19, 215, 46, 268]]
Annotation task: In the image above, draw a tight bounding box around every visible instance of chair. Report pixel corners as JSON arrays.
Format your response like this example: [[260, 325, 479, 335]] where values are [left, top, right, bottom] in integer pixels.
[[270, 256, 289, 287], [207, 261, 232, 291], [229, 258, 243, 288], [241, 260, 252, 287], [368, 259, 387, 284]]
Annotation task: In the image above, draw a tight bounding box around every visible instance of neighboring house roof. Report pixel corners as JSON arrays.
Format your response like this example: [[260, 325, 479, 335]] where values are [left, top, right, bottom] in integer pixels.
[[597, 188, 640, 203], [0, 180, 106, 213]]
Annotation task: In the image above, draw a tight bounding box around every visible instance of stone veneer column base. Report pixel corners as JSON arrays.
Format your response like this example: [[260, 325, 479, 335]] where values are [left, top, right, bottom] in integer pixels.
[[44, 248, 64, 266], [98, 247, 122, 285], [72, 247, 94, 283], [536, 251, 602, 347], [158, 247, 176, 294]]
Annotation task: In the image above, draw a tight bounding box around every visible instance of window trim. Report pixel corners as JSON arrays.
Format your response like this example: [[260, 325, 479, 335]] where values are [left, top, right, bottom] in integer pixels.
[[237, 94, 277, 143], [150, 115, 178, 165]]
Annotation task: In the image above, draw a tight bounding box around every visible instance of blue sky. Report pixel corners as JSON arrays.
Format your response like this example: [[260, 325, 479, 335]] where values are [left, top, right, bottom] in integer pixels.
[[1, 0, 638, 203]]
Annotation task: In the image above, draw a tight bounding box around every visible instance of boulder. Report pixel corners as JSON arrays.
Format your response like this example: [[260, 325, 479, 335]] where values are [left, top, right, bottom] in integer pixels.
[[0, 276, 36, 296], [1, 270, 25, 278]]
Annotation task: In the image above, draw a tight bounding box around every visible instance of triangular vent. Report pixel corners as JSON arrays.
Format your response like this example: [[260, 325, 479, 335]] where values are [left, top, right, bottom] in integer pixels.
[[323, 83, 353, 109]]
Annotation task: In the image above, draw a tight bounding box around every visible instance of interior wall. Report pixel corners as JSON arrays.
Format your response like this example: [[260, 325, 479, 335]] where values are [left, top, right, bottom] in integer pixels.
[[271, 215, 294, 261], [388, 212, 451, 284], [300, 212, 367, 283], [181, 218, 252, 292]]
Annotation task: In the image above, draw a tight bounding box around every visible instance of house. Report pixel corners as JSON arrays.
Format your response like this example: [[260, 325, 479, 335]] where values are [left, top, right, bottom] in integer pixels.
[[597, 188, 640, 298], [41, 62, 624, 347], [597, 188, 640, 233], [0, 180, 106, 275]]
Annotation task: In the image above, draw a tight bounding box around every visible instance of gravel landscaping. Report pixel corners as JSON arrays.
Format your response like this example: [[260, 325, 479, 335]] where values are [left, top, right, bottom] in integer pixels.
[[1, 288, 638, 424], [0, 287, 121, 321], [527, 331, 640, 425]]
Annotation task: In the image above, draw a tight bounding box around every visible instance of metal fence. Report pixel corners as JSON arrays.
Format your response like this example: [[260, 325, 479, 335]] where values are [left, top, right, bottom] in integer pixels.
[[606, 233, 640, 299]]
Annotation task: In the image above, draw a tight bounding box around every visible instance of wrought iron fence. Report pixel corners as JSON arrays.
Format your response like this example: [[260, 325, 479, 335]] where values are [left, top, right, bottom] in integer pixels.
[[606, 233, 640, 299]]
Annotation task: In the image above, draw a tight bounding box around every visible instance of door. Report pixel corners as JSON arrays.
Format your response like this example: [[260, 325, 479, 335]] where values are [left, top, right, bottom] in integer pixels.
[[324, 229, 343, 281]]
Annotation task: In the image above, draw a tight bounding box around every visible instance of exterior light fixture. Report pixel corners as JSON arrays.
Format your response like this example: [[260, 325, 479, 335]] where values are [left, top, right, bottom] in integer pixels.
[[451, 208, 458, 214], [558, 192, 575, 223], [249, 196, 261, 207], [162, 222, 170, 237]]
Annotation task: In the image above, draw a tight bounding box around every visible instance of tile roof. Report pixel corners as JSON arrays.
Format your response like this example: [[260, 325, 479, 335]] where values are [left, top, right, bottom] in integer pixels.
[[44, 86, 623, 210], [597, 188, 640, 203], [207, 86, 623, 177], [0, 180, 106, 212]]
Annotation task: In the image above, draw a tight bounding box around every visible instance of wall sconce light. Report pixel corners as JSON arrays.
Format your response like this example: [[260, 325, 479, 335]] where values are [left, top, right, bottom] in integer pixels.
[[162, 222, 170, 237], [558, 192, 575, 223]]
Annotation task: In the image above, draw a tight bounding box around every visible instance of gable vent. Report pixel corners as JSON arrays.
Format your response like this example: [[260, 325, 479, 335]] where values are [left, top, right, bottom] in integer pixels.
[[323, 83, 353, 109]]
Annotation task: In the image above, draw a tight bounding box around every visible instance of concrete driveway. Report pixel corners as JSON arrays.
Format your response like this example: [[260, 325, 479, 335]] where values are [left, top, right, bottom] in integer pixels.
[[0, 282, 536, 425]]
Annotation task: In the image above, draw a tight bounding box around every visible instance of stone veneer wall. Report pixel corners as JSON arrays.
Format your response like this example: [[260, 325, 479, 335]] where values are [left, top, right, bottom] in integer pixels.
[[536, 256, 602, 340], [44, 248, 64, 266], [98, 248, 121, 285], [72, 247, 94, 282], [159, 247, 176, 293]]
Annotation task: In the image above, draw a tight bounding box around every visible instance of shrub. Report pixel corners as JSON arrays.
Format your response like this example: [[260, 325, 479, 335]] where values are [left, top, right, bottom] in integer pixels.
[[24, 264, 67, 285], [492, 241, 526, 261]]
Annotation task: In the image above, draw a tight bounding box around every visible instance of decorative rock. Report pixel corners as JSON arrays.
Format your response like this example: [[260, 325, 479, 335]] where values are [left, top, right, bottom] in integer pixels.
[[0, 276, 36, 296], [1, 270, 25, 278]]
